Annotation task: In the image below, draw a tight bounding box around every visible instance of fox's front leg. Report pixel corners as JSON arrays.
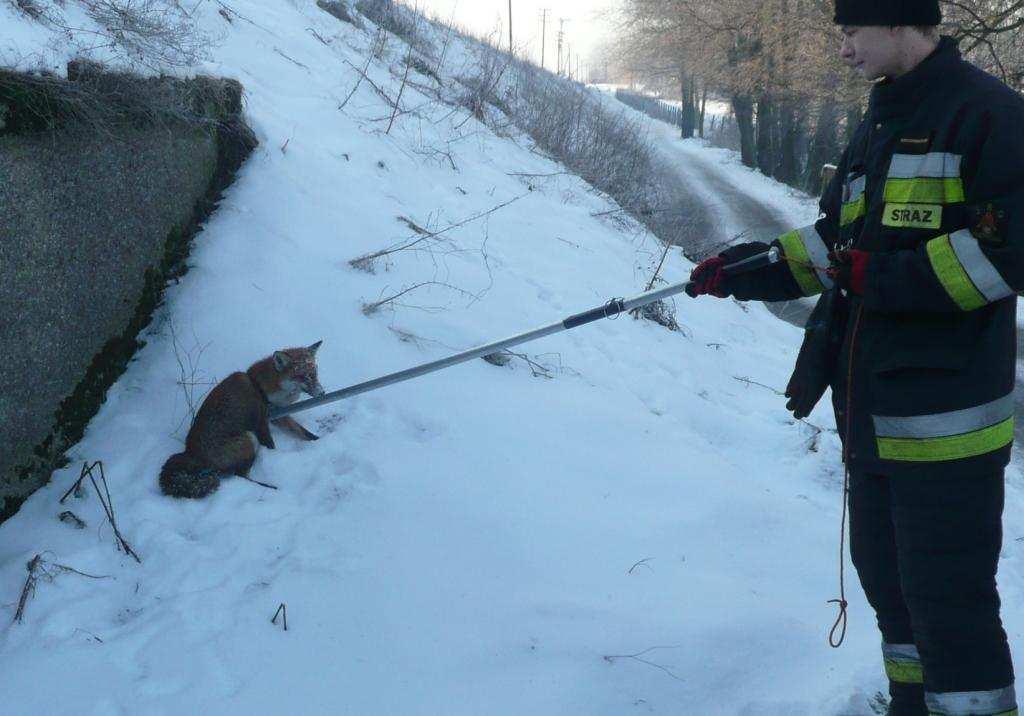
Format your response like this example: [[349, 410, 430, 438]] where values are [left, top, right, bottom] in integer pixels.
[[255, 415, 276, 449], [273, 416, 320, 441]]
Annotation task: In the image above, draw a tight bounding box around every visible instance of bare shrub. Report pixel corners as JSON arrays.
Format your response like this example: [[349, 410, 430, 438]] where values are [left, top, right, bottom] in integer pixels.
[[11, 0, 215, 71], [455, 45, 511, 121], [405, 53, 440, 84], [504, 63, 666, 224], [0, 61, 238, 139], [356, 0, 434, 57], [316, 0, 361, 27]]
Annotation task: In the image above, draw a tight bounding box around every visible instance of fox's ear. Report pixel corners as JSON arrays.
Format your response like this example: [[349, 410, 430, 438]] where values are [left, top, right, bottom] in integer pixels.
[[273, 351, 292, 371], [308, 340, 323, 354]]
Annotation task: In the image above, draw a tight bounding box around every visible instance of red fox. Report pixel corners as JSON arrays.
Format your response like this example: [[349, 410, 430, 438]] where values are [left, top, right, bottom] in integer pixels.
[[159, 341, 325, 499]]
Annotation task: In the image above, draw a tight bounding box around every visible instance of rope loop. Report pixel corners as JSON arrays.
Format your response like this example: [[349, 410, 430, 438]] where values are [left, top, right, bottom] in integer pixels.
[[827, 598, 849, 648]]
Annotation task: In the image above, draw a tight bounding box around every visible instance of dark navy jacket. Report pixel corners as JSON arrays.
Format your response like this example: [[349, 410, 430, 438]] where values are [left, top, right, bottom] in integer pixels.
[[734, 37, 1024, 476]]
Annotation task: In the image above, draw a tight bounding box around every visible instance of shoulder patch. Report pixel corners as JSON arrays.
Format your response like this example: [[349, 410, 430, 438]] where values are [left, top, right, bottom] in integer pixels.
[[970, 203, 1007, 246]]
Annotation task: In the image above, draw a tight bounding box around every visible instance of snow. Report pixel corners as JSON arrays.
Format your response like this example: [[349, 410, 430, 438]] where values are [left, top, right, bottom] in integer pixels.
[[3, 2, 1024, 714]]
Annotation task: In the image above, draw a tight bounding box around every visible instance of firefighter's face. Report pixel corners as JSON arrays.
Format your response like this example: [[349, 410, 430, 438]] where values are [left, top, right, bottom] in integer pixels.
[[839, 25, 900, 80]]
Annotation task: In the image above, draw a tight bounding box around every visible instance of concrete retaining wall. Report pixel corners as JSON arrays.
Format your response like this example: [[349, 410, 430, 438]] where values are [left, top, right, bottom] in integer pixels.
[[0, 62, 255, 517]]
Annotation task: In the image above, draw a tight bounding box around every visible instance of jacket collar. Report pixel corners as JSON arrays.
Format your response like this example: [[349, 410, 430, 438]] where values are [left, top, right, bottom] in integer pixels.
[[869, 36, 961, 121]]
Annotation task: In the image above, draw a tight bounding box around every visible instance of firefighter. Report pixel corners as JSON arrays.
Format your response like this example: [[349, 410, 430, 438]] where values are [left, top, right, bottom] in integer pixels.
[[687, 1, 1023, 714]]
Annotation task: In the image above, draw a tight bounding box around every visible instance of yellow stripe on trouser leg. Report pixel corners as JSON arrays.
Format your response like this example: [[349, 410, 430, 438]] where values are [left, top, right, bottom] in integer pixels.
[[876, 417, 1015, 462], [883, 643, 924, 686], [926, 234, 987, 311], [886, 658, 924, 684], [777, 230, 825, 297]]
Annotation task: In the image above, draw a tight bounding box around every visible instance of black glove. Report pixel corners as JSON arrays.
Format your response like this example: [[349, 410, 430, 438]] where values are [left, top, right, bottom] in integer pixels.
[[785, 289, 847, 419], [785, 338, 831, 419]]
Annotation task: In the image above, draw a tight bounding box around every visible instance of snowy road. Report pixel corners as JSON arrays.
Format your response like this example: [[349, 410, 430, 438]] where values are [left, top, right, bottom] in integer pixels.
[[644, 120, 815, 328]]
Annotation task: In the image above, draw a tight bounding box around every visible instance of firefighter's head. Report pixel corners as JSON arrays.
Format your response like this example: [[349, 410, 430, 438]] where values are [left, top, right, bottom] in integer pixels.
[[838, 26, 938, 81], [834, 0, 941, 81]]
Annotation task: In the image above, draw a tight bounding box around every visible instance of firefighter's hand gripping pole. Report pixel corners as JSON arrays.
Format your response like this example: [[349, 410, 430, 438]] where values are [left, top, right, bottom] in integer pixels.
[[269, 248, 781, 420]]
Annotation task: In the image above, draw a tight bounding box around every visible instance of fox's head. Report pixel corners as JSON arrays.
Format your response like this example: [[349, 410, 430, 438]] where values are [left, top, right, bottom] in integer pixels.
[[273, 340, 326, 400]]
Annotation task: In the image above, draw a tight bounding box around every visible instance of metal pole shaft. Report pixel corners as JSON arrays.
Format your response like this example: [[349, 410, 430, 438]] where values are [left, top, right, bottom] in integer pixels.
[[269, 249, 780, 419]]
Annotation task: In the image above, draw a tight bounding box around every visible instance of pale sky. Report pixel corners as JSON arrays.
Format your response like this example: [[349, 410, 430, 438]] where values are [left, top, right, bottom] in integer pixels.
[[411, 0, 617, 74]]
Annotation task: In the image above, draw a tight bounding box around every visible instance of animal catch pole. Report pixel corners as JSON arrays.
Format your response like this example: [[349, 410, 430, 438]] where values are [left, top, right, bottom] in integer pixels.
[[268, 249, 781, 420]]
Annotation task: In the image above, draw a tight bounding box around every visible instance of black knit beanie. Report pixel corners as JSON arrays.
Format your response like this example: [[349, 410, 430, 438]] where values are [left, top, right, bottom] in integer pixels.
[[834, 0, 941, 26]]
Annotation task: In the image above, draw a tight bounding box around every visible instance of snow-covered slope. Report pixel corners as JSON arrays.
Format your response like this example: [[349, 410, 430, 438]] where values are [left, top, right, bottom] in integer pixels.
[[3, 2, 1024, 714]]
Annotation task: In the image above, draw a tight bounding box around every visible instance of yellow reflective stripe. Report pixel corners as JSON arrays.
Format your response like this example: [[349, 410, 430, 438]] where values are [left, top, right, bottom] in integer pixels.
[[778, 230, 824, 297], [877, 417, 1014, 462], [885, 658, 924, 684], [926, 235, 987, 311], [884, 177, 965, 204], [949, 229, 1015, 303], [840, 194, 866, 227]]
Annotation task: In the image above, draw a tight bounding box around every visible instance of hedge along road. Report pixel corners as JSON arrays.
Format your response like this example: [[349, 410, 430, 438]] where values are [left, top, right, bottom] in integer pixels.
[[647, 117, 1024, 446]]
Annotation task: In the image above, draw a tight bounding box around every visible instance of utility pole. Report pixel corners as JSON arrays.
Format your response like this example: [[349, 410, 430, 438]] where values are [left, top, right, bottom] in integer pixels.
[[557, 18, 569, 75], [539, 8, 549, 70], [508, 0, 513, 55]]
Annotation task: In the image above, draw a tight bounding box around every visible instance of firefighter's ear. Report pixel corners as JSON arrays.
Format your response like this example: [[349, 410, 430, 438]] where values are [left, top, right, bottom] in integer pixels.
[[308, 340, 323, 354], [274, 351, 292, 371]]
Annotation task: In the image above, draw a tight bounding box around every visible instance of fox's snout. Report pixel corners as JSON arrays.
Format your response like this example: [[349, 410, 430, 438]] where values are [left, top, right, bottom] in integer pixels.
[[305, 378, 325, 398]]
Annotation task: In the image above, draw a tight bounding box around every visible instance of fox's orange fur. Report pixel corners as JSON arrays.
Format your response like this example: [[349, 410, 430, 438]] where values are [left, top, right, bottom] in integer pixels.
[[159, 341, 324, 499]]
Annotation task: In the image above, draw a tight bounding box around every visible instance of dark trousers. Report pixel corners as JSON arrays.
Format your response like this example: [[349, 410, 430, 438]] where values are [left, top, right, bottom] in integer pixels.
[[848, 469, 1014, 705]]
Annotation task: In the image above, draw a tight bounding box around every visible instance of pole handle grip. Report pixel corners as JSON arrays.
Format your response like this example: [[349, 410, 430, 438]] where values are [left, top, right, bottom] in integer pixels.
[[721, 247, 781, 276]]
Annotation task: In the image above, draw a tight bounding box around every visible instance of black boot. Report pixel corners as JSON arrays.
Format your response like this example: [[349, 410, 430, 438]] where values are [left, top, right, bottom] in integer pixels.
[[886, 682, 927, 716]]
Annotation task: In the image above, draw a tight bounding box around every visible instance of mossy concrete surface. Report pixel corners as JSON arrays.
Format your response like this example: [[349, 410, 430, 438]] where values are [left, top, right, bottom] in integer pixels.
[[0, 64, 255, 517]]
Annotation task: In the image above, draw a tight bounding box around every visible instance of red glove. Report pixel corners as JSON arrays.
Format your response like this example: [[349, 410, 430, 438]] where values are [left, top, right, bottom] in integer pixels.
[[827, 250, 870, 295], [686, 256, 728, 298]]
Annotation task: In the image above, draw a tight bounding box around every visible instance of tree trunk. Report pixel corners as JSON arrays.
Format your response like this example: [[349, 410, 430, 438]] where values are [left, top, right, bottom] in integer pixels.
[[698, 85, 708, 139], [680, 73, 696, 139], [774, 102, 803, 186], [732, 94, 756, 168], [755, 94, 775, 177], [803, 99, 842, 195]]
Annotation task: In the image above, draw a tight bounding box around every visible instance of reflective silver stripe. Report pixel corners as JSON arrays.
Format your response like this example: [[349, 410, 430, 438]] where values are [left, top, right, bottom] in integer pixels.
[[888, 152, 962, 179], [948, 229, 1015, 303], [882, 643, 921, 662], [846, 174, 866, 201], [926, 684, 1017, 714], [873, 394, 1015, 439], [796, 225, 834, 290]]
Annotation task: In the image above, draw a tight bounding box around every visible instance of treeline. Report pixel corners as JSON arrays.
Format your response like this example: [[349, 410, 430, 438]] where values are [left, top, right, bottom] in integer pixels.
[[610, 0, 1024, 195]]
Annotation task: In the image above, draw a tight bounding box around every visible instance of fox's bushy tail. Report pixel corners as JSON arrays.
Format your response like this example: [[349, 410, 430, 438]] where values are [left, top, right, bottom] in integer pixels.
[[159, 452, 220, 499]]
